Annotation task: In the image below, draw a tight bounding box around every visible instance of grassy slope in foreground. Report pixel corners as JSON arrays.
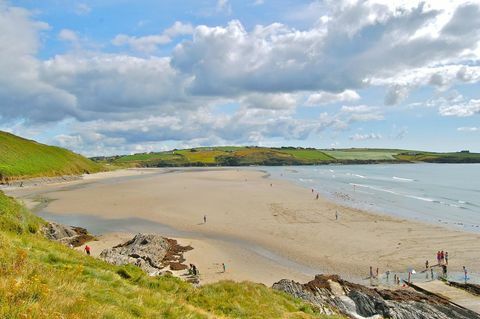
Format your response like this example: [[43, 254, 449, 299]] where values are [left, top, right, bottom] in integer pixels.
[[0, 131, 103, 182], [0, 191, 341, 319], [103, 147, 480, 167]]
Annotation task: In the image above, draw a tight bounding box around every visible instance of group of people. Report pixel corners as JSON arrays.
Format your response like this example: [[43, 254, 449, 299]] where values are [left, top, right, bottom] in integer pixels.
[[436, 250, 449, 265]]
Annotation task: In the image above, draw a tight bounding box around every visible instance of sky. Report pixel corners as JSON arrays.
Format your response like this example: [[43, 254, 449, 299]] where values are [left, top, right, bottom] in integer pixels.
[[1, 0, 480, 156]]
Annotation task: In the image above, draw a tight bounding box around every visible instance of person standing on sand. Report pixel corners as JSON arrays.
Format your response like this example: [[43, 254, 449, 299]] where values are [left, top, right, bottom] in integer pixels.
[[222, 263, 226, 273], [335, 211, 338, 220], [445, 251, 448, 265], [440, 250, 444, 264], [316, 193, 319, 200], [463, 266, 468, 284], [425, 260, 429, 269], [430, 267, 434, 280], [84, 245, 91, 256], [436, 251, 441, 264], [203, 215, 207, 224]]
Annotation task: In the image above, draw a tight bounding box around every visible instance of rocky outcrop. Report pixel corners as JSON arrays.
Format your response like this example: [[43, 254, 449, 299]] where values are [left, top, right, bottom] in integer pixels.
[[99, 233, 192, 276], [273, 275, 480, 319], [42, 222, 94, 247]]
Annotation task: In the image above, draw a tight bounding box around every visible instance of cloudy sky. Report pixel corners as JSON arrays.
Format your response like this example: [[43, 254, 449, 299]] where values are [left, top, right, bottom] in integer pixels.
[[1, 0, 480, 156]]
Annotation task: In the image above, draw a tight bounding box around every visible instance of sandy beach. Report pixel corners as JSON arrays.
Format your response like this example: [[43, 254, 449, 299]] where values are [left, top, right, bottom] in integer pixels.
[[6, 168, 480, 286]]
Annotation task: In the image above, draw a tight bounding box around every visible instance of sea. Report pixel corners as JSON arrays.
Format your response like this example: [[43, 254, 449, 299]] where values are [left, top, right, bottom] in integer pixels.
[[261, 163, 480, 233]]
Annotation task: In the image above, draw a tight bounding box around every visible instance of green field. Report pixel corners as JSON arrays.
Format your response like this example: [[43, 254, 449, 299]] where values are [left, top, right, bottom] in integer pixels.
[[102, 146, 480, 167], [0, 191, 341, 318], [0, 131, 103, 182], [322, 149, 402, 160]]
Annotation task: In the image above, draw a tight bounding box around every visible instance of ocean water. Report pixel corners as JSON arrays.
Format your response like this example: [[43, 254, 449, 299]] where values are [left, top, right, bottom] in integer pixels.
[[262, 164, 480, 233]]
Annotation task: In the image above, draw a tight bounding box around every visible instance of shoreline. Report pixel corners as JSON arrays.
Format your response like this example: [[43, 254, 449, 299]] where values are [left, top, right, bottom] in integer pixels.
[[5, 167, 480, 286]]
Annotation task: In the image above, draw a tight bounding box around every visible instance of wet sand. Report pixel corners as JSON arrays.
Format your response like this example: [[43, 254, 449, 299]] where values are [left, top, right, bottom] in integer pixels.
[[6, 168, 480, 285]]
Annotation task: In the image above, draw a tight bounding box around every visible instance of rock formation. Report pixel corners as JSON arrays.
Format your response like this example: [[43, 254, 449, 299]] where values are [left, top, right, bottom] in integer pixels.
[[42, 222, 94, 247], [273, 274, 480, 319], [99, 233, 192, 276]]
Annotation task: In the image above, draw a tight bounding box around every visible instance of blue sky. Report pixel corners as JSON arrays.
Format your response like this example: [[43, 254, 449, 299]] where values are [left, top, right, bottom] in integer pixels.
[[1, 0, 480, 155]]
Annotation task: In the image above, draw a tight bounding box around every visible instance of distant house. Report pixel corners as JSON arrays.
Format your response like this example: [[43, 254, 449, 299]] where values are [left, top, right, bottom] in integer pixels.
[[460, 150, 470, 153]]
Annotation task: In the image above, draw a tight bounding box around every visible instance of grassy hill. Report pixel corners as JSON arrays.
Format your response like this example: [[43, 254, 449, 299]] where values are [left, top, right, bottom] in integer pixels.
[[0, 131, 103, 182], [0, 191, 341, 318], [95, 147, 480, 167]]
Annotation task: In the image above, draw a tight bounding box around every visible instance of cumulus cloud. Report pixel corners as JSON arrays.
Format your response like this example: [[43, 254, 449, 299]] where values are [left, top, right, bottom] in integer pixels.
[[349, 133, 382, 141], [0, 2, 77, 123], [112, 21, 193, 53], [305, 90, 360, 106], [439, 99, 480, 117]]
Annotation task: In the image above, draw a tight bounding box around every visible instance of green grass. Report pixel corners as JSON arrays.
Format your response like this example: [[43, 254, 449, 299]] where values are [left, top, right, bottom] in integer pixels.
[[0, 191, 342, 318], [0, 131, 103, 182], [322, 149, 403, 160], [277, 149, 335, 161]]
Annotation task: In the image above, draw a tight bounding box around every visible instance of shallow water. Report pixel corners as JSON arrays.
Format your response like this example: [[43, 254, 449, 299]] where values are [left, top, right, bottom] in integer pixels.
[[261, 163, 480, 233]]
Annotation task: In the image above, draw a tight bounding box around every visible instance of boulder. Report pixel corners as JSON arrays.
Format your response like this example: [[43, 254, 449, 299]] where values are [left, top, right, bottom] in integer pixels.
[[42, 222, 94, 247], [99, 233, 192, 276]]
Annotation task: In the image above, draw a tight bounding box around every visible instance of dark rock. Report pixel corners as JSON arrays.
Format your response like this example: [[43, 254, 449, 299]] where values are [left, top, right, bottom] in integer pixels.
[[272, 274, 480, 319]]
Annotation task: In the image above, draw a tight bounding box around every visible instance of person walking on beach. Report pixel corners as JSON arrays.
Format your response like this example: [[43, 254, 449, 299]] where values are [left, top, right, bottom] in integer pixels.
[[425, 260, 429, 269], [203, 215, 207, 224], [222, 263, 226, 273], [445, 251, 448, 265], [440, 250, 444, 264], [436, 251, 441, 265], [335, 211, 338, 220], [430, 267, 434, 280], [463, 266, 468, 284], [386, 270, 390, 283], [84, 245, 91, 256], [316, 193, 319, 200]]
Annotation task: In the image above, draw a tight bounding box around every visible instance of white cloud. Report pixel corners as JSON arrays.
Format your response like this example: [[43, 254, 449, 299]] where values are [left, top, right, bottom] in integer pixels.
[[242, 93, 297, 110], [349, 133, 382, 141], [457, 127, 479, 132], [58, 29, 79, 43], [74, 3, 91, 16], [253, 0, 264, 6], [305, 90, 360, 106], [216, 0, 232, 14], [439, 99, 480, 117], [112, 21, 193, 53]]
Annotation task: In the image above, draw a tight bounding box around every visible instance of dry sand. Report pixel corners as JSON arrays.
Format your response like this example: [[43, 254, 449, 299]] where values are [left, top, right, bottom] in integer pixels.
[[6, 168, 480, 286]]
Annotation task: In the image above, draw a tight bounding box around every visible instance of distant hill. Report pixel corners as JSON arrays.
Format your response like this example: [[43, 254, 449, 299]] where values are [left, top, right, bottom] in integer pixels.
[[93, 146, 480, 167], [0, 131, 102, 182]]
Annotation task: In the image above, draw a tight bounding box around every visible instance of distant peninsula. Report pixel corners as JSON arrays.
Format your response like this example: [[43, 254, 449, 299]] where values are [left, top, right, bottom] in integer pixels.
[[92, 146, 480, 167]]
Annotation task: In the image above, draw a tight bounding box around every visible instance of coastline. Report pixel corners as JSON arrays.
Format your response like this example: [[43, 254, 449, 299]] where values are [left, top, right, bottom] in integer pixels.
[[5, 167, 480, 286]]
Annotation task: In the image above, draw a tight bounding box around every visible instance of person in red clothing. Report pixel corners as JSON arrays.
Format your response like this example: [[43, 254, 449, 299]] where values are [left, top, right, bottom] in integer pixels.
[[84, 245, 91, 256], [440, 250, 444, 264]]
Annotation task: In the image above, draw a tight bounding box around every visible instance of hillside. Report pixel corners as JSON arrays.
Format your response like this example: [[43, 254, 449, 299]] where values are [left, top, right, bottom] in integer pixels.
[[0, 190, 340, 318], [93, 147, 480, 167], [0, 131, 102, 182]]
